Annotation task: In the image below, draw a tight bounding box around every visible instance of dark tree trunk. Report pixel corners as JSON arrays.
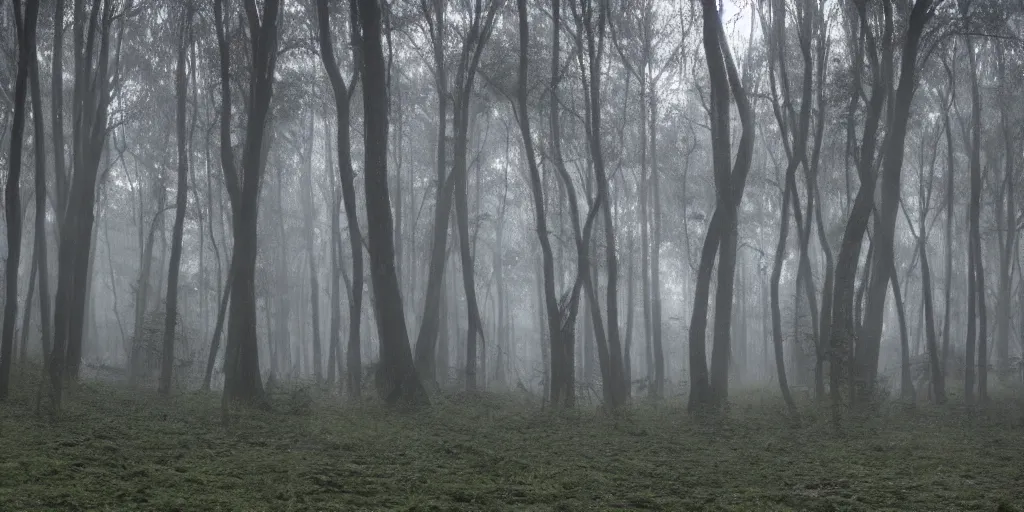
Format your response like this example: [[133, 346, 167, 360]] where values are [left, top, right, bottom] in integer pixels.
[[0, 0, 39, 399], [689, 1, 755, 411], [357, 0, 428, 406], [919, 230, 946, 403], [316, 0, 364, 397], [159, 6, 193, 395], [203, 267, 232, 390], [828, 2, 892, 419], [854, 0, 934, 405], [889, 265, 914, 402], [49, 0, 117, 410], [215, 0, 281, 404]]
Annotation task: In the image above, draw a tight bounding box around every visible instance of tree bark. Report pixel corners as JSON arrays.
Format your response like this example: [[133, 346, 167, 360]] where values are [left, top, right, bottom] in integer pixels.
[[216, 0, 281, 404], [855, 0, 935, 405], [316, 0, 364, 397], [0, 0, 39, 399], [159, 5, 193, 395], [357, 0, 428, 406]]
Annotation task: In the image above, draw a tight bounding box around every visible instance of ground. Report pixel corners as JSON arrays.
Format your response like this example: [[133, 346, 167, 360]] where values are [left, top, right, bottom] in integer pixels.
[[1, 372, 1022, 511]]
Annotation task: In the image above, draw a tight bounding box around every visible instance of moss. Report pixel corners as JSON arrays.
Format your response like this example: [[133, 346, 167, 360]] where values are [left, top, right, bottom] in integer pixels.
[[1, 372, 1022, 511]]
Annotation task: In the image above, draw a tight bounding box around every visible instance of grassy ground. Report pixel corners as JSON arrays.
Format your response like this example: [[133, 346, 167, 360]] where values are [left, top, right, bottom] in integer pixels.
[[1, 372, 1023, 511]]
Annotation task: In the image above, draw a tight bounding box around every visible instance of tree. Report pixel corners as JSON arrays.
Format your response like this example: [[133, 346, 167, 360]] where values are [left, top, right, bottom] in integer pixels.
[[0, 0, 40, 400], [356, 0, 428, 406], [413, 0, 501, 389], [159, 3, 194, 395], [514, 0, 560, 409], [688, 0, 755, 412], [215, 0, 282, 404], [49, 0, 125, 411], [316, 0, 365, 397]]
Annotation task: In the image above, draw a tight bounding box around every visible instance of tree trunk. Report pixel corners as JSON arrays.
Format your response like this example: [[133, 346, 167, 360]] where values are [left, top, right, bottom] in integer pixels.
[[854, 0, 935, 406], [300, 115, 323, 383], [965, 35, 987, 404], [889, 265, 914, 402], [315, 0, 364, 398], [649, 92, 665, 400], [357, 0, 427, 406], [0, 0, 39, 399], [690, 1, 755, 411], [159, 6, 193, 395], [216, 0, 281, 404], [919, 229, 946, 403], [31, 25, 53, 361]]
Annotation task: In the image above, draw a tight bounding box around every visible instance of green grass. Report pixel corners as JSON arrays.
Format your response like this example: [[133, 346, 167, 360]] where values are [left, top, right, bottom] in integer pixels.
[[1, 372, 1023, 511]]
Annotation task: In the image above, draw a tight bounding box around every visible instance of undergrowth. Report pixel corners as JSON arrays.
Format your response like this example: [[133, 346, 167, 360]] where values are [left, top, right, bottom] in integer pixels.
[[1, 369, 1022, 511]]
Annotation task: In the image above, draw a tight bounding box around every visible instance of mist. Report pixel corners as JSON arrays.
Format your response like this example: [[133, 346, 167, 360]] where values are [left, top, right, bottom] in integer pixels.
[[0, 0, 1022, 509]]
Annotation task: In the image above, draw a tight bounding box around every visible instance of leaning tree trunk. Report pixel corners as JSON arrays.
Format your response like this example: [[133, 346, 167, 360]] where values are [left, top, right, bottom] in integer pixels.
[[889, 265, 914, 402]]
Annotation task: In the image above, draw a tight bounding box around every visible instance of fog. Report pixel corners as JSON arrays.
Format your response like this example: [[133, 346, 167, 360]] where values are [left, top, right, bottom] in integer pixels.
[[1, 0, 1023, 508]]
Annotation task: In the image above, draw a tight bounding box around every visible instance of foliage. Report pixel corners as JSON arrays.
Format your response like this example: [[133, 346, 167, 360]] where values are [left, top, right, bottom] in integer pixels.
[[1, 373, 1022, 510]]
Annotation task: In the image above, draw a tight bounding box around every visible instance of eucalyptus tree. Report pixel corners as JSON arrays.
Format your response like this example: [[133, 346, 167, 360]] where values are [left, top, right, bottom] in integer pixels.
[[159, 3, 194, 394], [687, 0, 755, 412], [609, 0, 685, 400], [49, 0, 131, 411], [0, 0, 40, 400], [214, 0, 281, 403], [356, 0, 428, 405], [413, 0, 502, 391], [316, 0, 365, 396]]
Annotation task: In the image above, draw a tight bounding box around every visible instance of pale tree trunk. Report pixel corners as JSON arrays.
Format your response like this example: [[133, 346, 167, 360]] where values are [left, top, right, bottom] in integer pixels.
[[995, 46, 1015, 380], [965, 33, 986, 405], [299, 112, 323, 383]]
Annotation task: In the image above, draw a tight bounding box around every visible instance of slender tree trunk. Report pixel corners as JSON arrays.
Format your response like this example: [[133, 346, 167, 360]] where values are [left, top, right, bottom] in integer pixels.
[[889, 265, 914, 401], [941, 85, 955, 375], [299, 113, 323, 383], [159, 6, 193, 395], [18, 245, 37, 364], [919, 230, 946, 402], [649, 92, 665, 399], [854, 0, 935, 405], [0, 0, 39, 399], [315, 0, 364, 398], [203, 267, 231, 390]]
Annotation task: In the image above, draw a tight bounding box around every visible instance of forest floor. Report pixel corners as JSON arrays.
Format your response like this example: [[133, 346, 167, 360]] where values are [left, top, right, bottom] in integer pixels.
[[1, 371, 1023, 511]]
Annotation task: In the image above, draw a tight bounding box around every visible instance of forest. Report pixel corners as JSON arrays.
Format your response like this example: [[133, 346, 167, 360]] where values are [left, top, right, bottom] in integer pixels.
[[1, 0, 1023, 509]]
